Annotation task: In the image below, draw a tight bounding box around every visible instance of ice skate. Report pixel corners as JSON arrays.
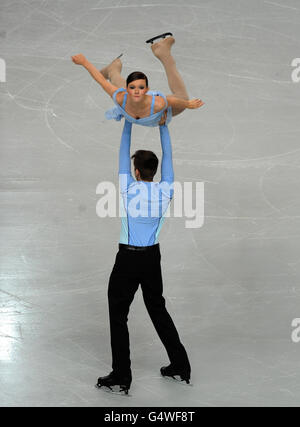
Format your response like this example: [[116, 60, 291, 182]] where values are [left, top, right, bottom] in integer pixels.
[[149, 36, 175, 60], [160, 364, 191, 385], [95, 371, 131, 395], [146, 32, 173, 44]]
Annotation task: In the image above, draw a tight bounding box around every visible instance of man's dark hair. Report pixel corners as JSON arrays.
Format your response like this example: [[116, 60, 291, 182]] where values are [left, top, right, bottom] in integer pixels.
[[126, 71, 149, 88], [131, 150, 158, 181]]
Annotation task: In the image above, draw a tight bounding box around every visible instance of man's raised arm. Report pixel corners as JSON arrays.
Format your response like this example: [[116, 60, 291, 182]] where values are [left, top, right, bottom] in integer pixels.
[[159, 124, 174, 185], [119, 120, 134, 192]]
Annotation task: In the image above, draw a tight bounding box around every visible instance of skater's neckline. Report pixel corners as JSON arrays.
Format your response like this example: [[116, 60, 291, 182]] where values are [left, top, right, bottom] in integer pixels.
[[115, 88, 166, 123], [106, 87, 172, 127]]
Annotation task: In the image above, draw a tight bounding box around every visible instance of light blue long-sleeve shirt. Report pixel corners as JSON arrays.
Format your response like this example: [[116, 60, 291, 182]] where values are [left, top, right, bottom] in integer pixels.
[[118, 120, 174, 246]]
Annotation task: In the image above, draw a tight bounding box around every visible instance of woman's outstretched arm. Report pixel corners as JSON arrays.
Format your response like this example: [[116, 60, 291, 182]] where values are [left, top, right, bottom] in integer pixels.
[[71, 54, 118, 97], [166, 95, 205, 110]]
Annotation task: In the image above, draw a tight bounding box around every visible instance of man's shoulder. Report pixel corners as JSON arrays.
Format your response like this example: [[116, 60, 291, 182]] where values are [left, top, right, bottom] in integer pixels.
[[119, 173, 136, 193]]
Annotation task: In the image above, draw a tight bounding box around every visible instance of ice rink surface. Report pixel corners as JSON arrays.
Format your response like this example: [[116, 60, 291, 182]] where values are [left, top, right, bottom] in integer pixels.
[[1, 0, 300, 407]]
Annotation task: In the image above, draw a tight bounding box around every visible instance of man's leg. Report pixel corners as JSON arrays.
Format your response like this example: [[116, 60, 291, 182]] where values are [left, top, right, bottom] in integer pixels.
[[108, 250, 139, 376], [140, 248, 190, 370]]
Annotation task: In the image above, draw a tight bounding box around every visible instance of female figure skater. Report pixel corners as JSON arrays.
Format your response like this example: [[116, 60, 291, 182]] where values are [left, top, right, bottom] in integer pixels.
[[71, 34, 204, 127]]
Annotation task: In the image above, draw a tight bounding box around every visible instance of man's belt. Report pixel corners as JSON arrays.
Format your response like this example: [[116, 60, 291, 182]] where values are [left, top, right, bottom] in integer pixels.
[[119, 243, 159, 252]]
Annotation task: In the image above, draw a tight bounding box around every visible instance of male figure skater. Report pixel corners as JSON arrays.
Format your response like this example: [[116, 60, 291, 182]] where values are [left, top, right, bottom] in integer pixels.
[[96, 119, 191, 394]]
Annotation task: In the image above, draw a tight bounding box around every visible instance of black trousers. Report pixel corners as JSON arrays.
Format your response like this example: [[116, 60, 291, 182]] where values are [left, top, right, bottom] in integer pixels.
[[107, 243, 190, 376]]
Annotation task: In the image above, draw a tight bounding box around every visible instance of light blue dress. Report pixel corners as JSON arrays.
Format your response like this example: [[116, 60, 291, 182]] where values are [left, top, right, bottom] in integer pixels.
[[105, 87, 172, 127]]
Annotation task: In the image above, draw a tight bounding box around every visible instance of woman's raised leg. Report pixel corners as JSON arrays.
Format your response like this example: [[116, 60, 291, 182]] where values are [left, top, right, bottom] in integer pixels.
[[100, 56, 126, 88], [151, 37, 189, 116]]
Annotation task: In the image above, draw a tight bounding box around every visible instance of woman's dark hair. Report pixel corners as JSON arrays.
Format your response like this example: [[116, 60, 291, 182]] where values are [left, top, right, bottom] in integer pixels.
[[131, 150, 158, 181], [126, 71, 149, 87]]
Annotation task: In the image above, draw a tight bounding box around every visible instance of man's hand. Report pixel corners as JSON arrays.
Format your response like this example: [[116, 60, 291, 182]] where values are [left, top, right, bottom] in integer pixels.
[[159, 110, 168, 126], [186, 99, 205, 109], [71, 54, 87, 66]]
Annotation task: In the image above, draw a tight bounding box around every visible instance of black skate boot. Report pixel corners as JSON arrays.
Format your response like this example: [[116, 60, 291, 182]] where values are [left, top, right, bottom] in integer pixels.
[[160, 364, 191, 384], [95, 371, 132, 395]]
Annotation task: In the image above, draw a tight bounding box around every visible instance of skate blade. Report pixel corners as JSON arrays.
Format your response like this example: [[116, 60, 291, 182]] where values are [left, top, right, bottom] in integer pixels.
[[146, 32, 173, 44], [95, 383, 131, 396], [161, 374, 193, 386]]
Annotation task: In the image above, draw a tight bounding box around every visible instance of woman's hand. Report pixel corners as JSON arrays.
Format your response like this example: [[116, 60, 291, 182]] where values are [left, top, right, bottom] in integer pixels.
[[71, 54, 87, 66], [187, 99, 205, 109]]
